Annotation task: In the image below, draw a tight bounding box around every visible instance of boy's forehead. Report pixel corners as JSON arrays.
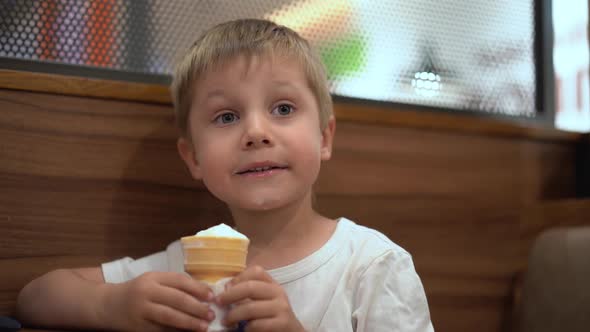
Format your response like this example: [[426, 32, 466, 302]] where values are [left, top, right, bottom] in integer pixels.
[[192, 53, 308, 96], [205, 52, 301, 78]]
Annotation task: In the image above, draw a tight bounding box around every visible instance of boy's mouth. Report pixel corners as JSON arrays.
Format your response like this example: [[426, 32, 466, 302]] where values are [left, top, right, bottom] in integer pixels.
[[235, 162, 289, 175]]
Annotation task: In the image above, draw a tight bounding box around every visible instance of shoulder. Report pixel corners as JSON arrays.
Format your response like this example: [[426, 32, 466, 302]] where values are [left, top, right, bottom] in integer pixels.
[[332, 217, 418, 287], [338, 217, 412, 267], [338, 220, 433, 327]]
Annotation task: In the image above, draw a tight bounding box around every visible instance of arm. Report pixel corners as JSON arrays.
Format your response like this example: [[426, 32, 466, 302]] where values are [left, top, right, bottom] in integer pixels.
[[353, 251, 434, 332], [17, 267, 215, 332], [16, 267, 113, 330]]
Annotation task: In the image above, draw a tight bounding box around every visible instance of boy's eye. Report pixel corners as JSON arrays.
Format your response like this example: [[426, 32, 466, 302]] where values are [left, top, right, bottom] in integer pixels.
[[272, 104, 294, 116], [214, 112, 239, 125]]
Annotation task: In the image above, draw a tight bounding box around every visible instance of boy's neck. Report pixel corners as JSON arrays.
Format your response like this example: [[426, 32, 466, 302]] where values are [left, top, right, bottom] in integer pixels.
[[229, 192, 336, 269]]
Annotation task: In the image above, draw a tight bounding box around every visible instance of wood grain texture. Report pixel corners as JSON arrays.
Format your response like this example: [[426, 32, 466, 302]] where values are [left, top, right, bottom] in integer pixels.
[[0, 69, 581, 142], [0, 69, 170, 104], [334, 101, 581, 142], [0, 87, 584, 332]]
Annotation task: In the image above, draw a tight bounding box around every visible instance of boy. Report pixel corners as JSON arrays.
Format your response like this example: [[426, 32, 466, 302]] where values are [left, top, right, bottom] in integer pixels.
[[17, 19, 434, 331]]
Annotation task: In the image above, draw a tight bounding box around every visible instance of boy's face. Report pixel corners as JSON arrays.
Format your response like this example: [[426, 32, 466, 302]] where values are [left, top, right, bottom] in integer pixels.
[[177, 54, 335, 212]]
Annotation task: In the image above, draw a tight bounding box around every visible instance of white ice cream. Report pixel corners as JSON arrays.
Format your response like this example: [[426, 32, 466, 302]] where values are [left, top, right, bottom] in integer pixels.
[[195, 223, 248, 240]]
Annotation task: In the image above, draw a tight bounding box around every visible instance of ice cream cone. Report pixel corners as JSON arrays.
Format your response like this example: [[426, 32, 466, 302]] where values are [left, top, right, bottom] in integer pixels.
[[181, 224, 250, 332], [181, 235, 249, 283]]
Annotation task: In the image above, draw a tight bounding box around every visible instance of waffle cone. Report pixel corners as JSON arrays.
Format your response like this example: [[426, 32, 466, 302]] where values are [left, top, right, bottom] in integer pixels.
[[181, 235, 249, 283]]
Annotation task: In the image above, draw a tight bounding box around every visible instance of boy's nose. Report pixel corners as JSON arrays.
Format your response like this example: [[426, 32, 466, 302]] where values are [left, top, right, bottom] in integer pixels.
[[242, 113, 273, 149], [245, 137, 271, 148]]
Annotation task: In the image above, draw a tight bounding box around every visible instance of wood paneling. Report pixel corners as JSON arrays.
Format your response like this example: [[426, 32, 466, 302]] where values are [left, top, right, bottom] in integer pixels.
[[0, 69, 582, 142], [0, 70, 170, 104], [0, 89, 189, 187], [334, 101, 580, 142], [0, 87, 583, 332], [319, 122, 576, 203]]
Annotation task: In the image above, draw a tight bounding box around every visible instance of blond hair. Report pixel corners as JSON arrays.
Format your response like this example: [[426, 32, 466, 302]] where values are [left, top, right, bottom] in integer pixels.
[[170, 19, 333, 135]]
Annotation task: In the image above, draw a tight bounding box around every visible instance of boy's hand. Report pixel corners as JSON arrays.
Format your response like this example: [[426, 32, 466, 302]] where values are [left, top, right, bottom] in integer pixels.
[[106, 271, 214, 332], [217, 266, 305, 332]]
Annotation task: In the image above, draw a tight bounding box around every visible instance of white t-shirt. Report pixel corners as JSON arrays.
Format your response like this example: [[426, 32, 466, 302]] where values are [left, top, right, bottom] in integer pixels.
[[102, 218, 434, 331]]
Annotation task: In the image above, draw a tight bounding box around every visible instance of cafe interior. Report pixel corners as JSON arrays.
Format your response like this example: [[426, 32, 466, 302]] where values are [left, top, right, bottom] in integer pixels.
[[0, 1, 589, 331]]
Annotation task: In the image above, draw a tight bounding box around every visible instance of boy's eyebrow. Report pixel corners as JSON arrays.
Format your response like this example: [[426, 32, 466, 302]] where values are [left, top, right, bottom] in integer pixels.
[[203, 89, 227, 101], [272, 81, 298, 90], [201, 81, 298, 102]]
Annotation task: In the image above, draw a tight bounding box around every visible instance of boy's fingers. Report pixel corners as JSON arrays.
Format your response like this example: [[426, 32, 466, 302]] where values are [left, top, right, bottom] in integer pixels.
[[223, 300, 275, 326], [143, 322, 186, 332], [218, 280, 276, 305], [146, 303, 210, 332], [150, 286, 214, 321], [158, 272, 214, 301], [229, 265, 273, 287], [243, 318, 278, 332]]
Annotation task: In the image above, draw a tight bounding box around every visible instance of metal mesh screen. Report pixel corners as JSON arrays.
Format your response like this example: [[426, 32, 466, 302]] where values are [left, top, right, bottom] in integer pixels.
[[0, 0, 537, 116]]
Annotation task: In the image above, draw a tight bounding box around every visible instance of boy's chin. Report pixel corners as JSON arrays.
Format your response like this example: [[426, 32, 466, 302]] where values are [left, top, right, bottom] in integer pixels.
[[240, 198, 284, 211], [229, 195, 291, 212]]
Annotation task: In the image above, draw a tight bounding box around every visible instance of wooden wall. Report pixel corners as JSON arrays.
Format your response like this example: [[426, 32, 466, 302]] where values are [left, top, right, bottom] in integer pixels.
[[315, 116, 578, 332], [0, 73, 585, 332]]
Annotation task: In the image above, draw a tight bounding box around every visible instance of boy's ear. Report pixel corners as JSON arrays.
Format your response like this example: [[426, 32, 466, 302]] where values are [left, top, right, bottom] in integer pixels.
[[320, 115, 336, 161], [177, 137, 203, 180]]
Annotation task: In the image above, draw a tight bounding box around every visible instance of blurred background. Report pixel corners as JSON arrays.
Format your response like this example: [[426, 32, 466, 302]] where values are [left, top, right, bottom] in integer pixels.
[[0, 1, 589, 332], [0, 0, 587, 130]]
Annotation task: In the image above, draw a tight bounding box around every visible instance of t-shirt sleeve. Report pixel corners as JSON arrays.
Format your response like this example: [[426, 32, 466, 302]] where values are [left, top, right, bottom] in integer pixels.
[[353, 250, 435, 332], [101, 240, 185, 283]]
